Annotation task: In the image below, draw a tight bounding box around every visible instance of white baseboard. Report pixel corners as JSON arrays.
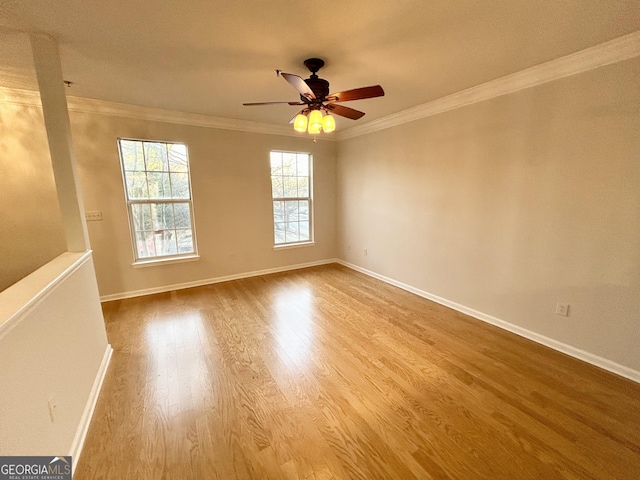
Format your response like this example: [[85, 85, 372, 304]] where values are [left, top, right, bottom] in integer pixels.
[[337, 260, 640, 384], [100, 258, 338, 302], [70, 344, 113, 475]]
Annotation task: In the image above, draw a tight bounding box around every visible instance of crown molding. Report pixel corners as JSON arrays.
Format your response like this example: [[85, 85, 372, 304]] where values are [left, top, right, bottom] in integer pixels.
[[3, 30, 638, 141], [67, 97, 301, 137], [0, 86, 41, 106], [337, 30, 640, 140], [0, 87, 308, 138]]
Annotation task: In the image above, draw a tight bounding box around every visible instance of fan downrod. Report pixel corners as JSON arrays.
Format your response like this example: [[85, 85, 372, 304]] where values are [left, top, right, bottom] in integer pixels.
[[303, 58, 325, 76]]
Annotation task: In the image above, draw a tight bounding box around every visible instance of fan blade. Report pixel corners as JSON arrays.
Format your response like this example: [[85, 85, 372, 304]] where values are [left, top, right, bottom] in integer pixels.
[[327, 85, 384, 102], [280, 72, 316, 99], [325, 103, 365, 120], [243, 101, 304, 106]]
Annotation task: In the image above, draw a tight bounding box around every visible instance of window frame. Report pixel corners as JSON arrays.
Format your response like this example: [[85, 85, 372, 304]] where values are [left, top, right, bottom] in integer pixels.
[[117, 137, 199, 265], [270, 150, 314, 248]]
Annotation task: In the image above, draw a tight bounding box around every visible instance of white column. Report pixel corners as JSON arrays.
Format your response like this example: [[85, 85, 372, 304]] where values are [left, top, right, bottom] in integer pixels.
[[30, 33, 89, 252]]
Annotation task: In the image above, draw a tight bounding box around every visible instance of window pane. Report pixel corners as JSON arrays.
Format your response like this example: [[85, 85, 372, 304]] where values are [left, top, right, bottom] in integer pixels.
[[131, 203, 152, 231], [174, 203, 192, 228], [296, 155, 308, 176], [282, 176, 298, 197], [168, 144, 188, 172], [152, 203, 175, 230], [285, 200, 299, 222], [176, 229, 194, 253], [170, 172, 190, 199], [125, 171, 149, 199], [118, 139, 197, 261], [271, 176, 284, 198], [274, 222, 286, 243], [270, 152, 283, 176], [136, 231, 156, 258], [273, 201, 284, 223], [297, 177, 309, 197], [270, 151, 311, 246], [285, 222, 299, 243], [298, 200, 309, 221], [153, 230, 177, 256], [147, 171, 171, 198], [121, 140, 145, 171], [144, 142, 169, 171], [299, 221, 310, 241], [282, 153, 296, 176]]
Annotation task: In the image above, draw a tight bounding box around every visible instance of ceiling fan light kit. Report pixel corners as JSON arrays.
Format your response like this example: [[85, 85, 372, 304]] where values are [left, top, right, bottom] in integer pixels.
[[322, 113, 336, 133], [293, 113, 308, 132], [309, 109, 323, 132], [244, 58, 384, 136]]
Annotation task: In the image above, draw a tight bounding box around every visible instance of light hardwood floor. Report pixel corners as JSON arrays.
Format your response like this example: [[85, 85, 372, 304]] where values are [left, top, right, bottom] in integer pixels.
[[75, 264, 640, 479]]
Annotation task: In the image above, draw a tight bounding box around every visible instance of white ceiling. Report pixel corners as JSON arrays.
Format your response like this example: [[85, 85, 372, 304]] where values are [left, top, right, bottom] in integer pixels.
[[1, 0, 639, 130]]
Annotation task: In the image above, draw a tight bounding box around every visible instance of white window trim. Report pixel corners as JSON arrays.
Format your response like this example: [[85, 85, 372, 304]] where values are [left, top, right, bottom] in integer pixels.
[[270, 150, 314, 247], [132, 254, 200, 268], [117, 138, 199, 265], [273, 241, 315, 251]]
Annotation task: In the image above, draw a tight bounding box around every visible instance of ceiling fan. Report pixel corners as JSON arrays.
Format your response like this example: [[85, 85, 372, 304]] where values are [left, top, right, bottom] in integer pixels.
[[243, 58, 384, 134]]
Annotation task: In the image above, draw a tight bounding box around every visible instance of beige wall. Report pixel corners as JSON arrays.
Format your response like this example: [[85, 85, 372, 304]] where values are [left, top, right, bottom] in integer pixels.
[[0, 102, 67, 291], [337, 58, 640, 372], [0, 253, 110, 456], [2, 56, 637, 377], [70, 113, 337, 297]]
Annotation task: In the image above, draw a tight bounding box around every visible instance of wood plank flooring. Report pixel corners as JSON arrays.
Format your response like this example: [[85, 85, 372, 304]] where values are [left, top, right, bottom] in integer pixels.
[[75, 264, 640, 479]]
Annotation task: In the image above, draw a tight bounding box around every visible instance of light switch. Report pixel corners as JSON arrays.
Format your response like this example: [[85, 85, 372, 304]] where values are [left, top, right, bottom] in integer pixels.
[[85, 211, 103, 221]]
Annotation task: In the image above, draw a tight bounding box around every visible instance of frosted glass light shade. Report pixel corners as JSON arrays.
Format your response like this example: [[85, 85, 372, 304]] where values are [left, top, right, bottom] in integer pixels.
[[293, 114, 308, 132], [308, 110, 323, 132], [308, 123, 322, 134], [322, 114, 336, 133]]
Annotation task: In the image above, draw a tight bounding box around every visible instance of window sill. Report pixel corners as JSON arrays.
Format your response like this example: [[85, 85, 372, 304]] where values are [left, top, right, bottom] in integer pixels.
[[273, 242, 315, 251], [132, 254, 200, 268]]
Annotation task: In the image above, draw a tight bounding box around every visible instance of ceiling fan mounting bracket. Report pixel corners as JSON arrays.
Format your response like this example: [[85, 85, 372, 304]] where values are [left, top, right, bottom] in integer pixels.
[[301, 58, 330, 100], [303, 58, 325, 76]]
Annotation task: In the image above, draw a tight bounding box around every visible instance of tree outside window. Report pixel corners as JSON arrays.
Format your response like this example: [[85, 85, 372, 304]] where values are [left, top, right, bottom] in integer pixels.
[[118, 139, 197, 262], [270, 151, 312, 246]]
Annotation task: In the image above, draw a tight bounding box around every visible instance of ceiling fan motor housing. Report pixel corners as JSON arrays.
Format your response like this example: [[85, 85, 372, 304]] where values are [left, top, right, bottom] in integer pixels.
[[303, 77, 330, 102], [302, 58, 330, 103]]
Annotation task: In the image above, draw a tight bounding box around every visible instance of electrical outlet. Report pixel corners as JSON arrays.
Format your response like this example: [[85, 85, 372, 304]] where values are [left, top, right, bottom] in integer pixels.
[[555, 302, 570, 317], [85, 211, 103, 221], [363, 248, 368, 256]]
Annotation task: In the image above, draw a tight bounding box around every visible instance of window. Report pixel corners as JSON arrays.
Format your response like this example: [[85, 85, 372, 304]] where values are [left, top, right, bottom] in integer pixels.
[[270, 151, 313, 246], [117, 138, 197, 263]]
